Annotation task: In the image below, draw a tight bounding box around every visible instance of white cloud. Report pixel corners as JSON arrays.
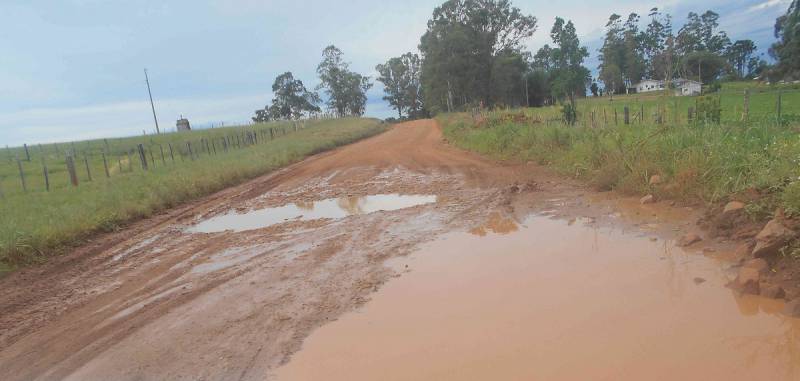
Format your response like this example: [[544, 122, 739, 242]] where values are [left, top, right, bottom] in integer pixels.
[[747, 0, 791, 12]]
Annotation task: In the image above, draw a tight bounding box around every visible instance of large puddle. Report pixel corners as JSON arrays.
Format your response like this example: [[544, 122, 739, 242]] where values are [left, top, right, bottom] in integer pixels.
[[189, 194, 437, 233], [275, 215, 800, 380]]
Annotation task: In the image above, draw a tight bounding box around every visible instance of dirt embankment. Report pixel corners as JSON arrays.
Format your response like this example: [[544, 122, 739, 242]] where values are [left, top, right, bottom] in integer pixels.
[[0, 119, 796, 380]]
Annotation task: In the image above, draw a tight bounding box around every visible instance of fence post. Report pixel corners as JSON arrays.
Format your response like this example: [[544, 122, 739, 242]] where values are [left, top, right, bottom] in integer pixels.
[[187, 141, 194, 161], [148, 147, 155, 167], [137, 144, 148, 170], [212, 140, 217, 155], [23, 144, 30, 161], [102, 152, 110, 178], [623, 106, 630, 125], [84, 155, 92, 181], [168, 143, 175, 162], [118, 155, 123, 173], [16, 155, 27, 192], [43, 163, 50, 191], [270, 128, 274, 140], [66, 155, 79, 187], [159, 144, 166, 165], [640, 104, 644, 124]]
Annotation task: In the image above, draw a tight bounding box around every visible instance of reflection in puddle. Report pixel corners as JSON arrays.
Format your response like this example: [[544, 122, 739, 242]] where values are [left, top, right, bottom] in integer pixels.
[[469, 212, 519, 236], [189, 194, 437, 233], [275, 215, 800, 381]]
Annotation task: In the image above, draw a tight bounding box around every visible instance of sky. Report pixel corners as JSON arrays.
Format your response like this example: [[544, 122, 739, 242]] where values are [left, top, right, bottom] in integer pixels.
[[0, 0, 792, 146]]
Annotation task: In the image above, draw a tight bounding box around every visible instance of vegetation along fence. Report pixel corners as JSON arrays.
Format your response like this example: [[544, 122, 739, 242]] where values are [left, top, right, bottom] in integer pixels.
[[0, 121, 308, 198]]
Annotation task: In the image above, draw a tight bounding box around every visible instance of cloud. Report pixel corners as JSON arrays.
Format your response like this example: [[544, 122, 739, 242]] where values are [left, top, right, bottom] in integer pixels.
[[747, 0, 791, 12]]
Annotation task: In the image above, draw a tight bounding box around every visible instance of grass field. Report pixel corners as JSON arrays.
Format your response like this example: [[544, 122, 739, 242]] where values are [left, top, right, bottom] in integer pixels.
[[440, 81, 800, 222], [0, 118, 386, 270]]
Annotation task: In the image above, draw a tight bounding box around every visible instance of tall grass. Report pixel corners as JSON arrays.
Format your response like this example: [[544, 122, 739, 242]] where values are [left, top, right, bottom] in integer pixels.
[[0, 118, 386, 270], [440, 82, 800, 218]]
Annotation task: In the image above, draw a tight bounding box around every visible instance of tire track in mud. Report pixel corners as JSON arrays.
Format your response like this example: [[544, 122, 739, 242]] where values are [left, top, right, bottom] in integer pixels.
[[0, 120, 577, 380]]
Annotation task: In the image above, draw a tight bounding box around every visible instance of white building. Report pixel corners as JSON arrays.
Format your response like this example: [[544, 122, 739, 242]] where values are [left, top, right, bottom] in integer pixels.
[[636, 79, 665, 93], [673, 79, 702, 96], [633, 78, 702, 96]]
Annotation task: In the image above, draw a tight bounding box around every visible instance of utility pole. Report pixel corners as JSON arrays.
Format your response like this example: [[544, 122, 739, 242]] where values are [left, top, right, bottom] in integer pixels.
[[144, 68, 160, 134], [524, 77, 529, 107]]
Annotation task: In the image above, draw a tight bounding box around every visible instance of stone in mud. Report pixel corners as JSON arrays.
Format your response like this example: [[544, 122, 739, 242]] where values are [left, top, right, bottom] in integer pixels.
[[760, 283, 786, 299], [677, 233, 702, 247], [751, 219, 796, 258], [784, 299, 800, 318], [649, 175, 663, 185], [743, 258, 769, 273], [722, 201, 746, 215], [730, 259, 770, 295], [640, 195, 655, 205]]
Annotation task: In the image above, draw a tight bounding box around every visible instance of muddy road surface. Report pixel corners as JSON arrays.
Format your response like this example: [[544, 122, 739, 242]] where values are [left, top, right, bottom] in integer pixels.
[[1, 120, 799, 381]]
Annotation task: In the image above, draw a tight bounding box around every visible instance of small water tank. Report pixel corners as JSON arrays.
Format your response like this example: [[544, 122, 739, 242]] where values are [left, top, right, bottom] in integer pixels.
[[176, 116, 191, 132]]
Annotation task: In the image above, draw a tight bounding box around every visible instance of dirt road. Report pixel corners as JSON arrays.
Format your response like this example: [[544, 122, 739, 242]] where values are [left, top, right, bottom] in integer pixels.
[[0, 120, 563, 380], [1, 119, 797, 380]]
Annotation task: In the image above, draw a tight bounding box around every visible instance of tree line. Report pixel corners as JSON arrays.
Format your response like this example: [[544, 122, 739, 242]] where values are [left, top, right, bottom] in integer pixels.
[[255, 0, 800, 122]]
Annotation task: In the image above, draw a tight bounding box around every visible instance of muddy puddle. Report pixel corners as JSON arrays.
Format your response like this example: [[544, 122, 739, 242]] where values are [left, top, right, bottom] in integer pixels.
[[275, 214, 800, 381], [189, 194, 437, 233]]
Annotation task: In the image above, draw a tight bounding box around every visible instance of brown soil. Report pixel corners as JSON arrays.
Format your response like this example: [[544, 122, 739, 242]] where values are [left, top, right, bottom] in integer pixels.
[[0, 119, 795, 380]]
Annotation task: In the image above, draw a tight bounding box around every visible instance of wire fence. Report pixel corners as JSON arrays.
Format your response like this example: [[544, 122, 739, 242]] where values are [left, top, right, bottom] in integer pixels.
[[0, 120, 312, 198]]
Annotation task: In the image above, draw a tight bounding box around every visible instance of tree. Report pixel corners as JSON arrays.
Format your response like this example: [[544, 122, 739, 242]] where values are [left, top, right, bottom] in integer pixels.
[[253, 72, 320, 122], [590, 82, 599, 97], [317, 45, 373, 117], [771, 0, 800, 79], [682, 51, 727, 84], [548, 17, 590, 121], [376, 53, 424, 119], [725, 40, 757, 78], [676, 11, 730, 55], [419, 0, 537, 113]]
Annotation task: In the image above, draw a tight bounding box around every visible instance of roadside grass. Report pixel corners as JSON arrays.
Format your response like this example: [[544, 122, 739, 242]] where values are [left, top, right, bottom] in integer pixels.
[[440, 81, 800, 219], [0, 118, 386, 271]]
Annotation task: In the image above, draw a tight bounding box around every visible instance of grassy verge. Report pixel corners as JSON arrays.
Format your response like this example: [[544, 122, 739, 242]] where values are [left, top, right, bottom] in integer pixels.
[[1, 118, 386, 270], [439, 82, 800, 222]]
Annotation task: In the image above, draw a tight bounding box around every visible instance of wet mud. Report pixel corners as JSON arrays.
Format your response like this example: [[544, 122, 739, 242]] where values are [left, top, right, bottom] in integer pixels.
[[0, 120, 797, 381]]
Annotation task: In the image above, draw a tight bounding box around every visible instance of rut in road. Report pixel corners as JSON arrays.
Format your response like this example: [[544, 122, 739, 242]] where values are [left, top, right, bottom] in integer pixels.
[[0, 119, 574, 380]]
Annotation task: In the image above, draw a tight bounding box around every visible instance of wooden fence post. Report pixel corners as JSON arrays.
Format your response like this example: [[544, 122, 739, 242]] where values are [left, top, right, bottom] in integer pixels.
[[137, 144, 148, 170], [640, 104, 644, 124], [187, 142, 194, 161], [118, 155, 123, 173], [212, 140, 217, 155], [43, 163, 50, 191], [168, 143, 175, 162], [66, 155, 79, 187], [23, 144, 30, 161], [270, 128, 274, 140], [102, 152, 110, 178], [84, 155, 92, 181], [159, 144, 166, 165], [16, 155, 27, 192], [148, 147, 155, 167], [623, 106, 630, 125]]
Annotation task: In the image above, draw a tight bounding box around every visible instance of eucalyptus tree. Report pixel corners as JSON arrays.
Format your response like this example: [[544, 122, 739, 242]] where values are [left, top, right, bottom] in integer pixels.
[[771, 0, 800, 79], [376, 53, 424, 119], [419, 0, 537, 112], [317, 45, 373, 117]]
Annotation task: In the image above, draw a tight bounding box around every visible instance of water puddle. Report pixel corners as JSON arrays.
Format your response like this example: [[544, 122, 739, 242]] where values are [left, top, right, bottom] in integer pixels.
[[189, 194, 437, 233], [275, 215, 800, 381]]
